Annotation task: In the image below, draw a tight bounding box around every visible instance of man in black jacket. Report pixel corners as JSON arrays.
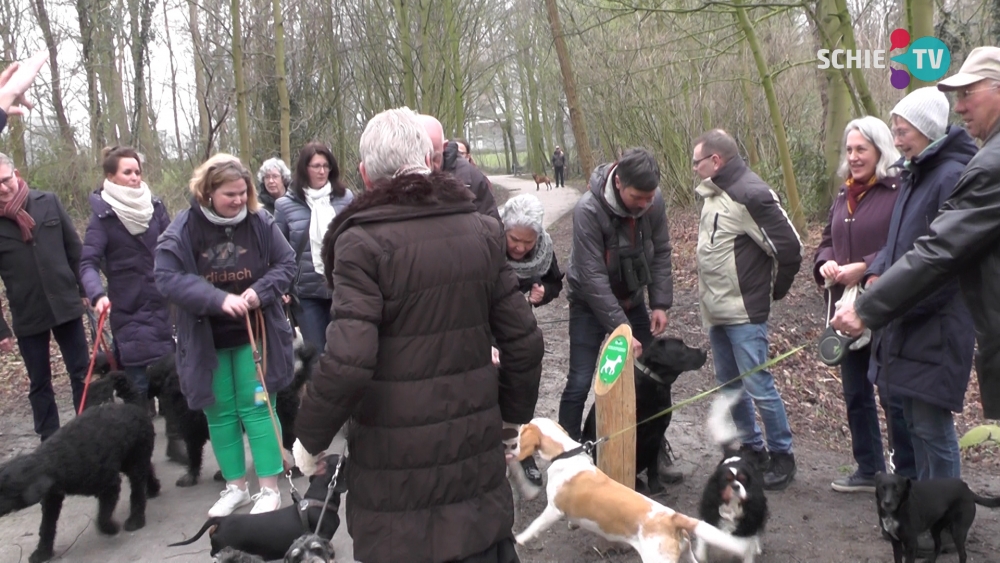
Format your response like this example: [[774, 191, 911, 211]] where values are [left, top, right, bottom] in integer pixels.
[[551, 146, 566, 187], [0, 153, 91, 440], [418, 114, 501, 225], [833, 46, 1000, 420]]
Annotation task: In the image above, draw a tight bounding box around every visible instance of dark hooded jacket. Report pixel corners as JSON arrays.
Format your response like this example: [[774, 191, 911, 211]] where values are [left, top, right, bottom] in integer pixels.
[[80, 188, 174, 366], [442, 143, 502, 225], [294, 171, 543, 563], [565, 162, 672, 332], [864, 126, 978, 413]]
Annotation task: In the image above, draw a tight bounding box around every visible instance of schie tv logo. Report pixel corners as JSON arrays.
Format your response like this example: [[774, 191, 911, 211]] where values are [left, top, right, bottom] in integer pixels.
[[817, 28, 951, 90]]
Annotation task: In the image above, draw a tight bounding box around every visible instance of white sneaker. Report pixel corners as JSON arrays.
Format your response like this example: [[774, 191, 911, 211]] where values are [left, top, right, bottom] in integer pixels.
[[208, 484, 251, 517], [249, 486, 281, 514]]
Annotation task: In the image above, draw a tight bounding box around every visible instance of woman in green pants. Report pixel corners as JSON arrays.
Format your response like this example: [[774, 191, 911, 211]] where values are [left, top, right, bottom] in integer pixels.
[[155, 153, 297, 516]]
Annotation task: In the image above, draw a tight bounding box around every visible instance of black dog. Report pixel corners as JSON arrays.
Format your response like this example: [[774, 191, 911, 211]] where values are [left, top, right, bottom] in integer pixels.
[[285, 533, 335, 562], [0, 403, 160, 563], [697, 455, 769, 561], [82, 369, 143, 411], [169, 454, 346, 560], [148, 338, 319, 487], [876, 472, 1000, 563], [582, 337, 707, 493]]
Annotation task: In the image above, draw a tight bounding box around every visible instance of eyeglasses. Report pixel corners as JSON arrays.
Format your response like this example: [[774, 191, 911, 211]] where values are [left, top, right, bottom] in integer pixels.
[[692, 154, 715, 167], [263, 173, 282, 181], [953, 84, 1000, 102], [308, 164, 331, 171]]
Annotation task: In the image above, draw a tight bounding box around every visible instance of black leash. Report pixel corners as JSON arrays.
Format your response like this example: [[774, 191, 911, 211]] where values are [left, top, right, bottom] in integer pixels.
[[314, 456, 344, 535]]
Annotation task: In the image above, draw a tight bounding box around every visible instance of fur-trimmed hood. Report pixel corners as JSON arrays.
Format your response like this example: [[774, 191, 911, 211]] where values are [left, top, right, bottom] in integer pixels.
[[321, 171, 476, 286]]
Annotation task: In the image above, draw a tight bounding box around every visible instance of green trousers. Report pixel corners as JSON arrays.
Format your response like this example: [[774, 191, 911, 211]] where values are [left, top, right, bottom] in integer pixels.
[[203, 345, 283, 481]]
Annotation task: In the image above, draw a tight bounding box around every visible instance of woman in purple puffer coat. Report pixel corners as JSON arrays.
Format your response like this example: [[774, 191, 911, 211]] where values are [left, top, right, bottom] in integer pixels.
[[79, 146, 173, 406]]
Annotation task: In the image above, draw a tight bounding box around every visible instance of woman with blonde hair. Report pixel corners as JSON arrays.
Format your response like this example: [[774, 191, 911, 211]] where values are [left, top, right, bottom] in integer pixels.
[[155, 153, 297, 516]]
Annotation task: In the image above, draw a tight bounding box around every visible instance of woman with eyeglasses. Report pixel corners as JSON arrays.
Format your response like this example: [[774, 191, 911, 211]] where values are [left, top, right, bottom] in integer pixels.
[[256, 158, 291, 215], [154, 153, 296, 516], [273, 142, 354, 350]]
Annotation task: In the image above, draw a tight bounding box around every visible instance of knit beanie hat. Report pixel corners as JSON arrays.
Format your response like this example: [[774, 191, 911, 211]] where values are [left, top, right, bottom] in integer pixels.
[[890, 87, 950, 141]]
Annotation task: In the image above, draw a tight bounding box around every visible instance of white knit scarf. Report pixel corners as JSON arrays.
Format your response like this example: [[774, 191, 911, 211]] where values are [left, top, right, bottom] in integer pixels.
[[305, 182, 335, 274], [101, 178, 154, 235]]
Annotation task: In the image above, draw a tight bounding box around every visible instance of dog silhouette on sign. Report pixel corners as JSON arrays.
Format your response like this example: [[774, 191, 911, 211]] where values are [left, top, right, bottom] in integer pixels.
[[600, 355, 623, 375]]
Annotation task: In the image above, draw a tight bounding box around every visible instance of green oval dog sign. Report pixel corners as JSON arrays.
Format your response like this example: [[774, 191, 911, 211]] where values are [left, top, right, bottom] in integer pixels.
[[598, 335, 629, 384]]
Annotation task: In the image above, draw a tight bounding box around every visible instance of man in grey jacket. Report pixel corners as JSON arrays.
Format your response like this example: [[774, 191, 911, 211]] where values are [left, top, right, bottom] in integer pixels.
[[693, 129, 802, 491], [561, 148, 672, 445]]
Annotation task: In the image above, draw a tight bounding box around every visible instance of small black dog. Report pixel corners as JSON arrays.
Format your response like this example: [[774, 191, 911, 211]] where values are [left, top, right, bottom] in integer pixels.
[[285, 534, 334, 562], [582, 337, 707, 493], [169, 454, 346, 560], [696, 392, 769, 563], [0, 403, 160, 563], [82, 369, 142, 411], [148, 338, 319, 487], [876, 472, 1000, 563]]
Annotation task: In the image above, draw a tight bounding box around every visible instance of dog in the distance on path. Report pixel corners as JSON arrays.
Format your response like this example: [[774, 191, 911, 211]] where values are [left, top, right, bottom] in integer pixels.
[[168, 454, 345, 560], [582, 337, 708, 494], [147, 334, 319, 487], [511, 417, 757, 563], [532, 173, 553, 191], [876, 472, 1000, 563], [0, 403, 160, 563], [695, 392, 769, 563]]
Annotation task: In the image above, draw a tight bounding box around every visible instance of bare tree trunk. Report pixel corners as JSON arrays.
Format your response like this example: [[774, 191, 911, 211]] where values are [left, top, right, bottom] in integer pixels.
[[231, 0, 251, 162], [832, 0, 878, 116], [273, 0, 290, 163], [127, 0, 156, 154], [1, 42, 26, 164], [189, 0, 211, 159], [394, 0, 417, 109], [31, 0, 77, 151], [544, 0, 593, 176], [733, 0, 806, 235], [76, 0, 104, 157], [818, 0, 853, 208], [906, 0, 934, 91], [162, 0, 182, 159]]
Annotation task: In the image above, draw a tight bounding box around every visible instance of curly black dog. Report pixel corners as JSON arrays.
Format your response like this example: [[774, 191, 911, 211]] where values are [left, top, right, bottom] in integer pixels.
[[582, 337, 708, 493], [0, 403, 160, 563], [876, 472, 1000, 563], [169, 454, 346, 560], [148, 337, 319, 487], [82, 368, 142, 411]]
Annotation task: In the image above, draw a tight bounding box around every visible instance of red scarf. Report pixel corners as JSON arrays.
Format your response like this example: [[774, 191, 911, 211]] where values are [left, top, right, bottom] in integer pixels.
[[1, 178, 35, 242], [845, 175, 877, 215]]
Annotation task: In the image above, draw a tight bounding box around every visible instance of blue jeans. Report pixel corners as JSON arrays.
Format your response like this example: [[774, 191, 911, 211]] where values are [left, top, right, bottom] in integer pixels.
[[840, 347, 885, 475], [558, 301, 653, 440], [901, 396, 961, 480], [878, 391, 917, 478], [709, 323, 793, 454], [17, 318, 90, 439], [297, 297, 332, 351]]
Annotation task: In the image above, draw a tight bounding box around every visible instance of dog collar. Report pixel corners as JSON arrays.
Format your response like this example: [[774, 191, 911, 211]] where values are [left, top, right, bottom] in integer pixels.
[[296, 498, 334, 534], [551, 440, 598, 463], [633, 359, 667, 384]]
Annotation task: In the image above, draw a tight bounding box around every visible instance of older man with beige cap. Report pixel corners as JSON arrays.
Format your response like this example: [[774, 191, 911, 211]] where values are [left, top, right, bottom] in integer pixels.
[[832, 46, 1000, 421]]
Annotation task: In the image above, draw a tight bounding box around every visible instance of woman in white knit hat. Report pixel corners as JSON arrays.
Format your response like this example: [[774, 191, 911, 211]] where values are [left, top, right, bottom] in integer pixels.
[[870, 87, 978, 491]]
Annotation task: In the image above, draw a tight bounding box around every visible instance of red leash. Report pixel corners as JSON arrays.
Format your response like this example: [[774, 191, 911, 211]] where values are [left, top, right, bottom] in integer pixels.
[[78, 307, 111, 415]]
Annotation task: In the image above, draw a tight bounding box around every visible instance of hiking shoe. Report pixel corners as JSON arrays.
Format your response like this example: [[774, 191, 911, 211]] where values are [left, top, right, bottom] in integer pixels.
[[208, 484, 251, 517], [724, 444, 770, 475], [831, 471, 876, 493], [656, 436, 684, 484], [763, 452, 796, 491], [250, 486, 282, 514], [521, 457, 543, 488]]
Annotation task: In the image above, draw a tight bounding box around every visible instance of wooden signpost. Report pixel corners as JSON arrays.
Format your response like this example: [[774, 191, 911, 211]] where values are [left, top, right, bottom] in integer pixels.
[[593, 324, 636, 489]]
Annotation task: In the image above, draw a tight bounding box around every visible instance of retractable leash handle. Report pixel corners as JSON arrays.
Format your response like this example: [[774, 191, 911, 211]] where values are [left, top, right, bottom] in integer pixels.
[[818, 286, 858, 366]]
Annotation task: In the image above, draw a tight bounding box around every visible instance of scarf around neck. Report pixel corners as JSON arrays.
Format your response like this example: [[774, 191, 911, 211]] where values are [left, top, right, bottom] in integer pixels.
[[101, 178, 154, 235], [844, 175, 877, 215], [1, 177, 35, 242], [509, 230, 554, 281], [199, 203, 247, 226], [305, 182, 335, 275]]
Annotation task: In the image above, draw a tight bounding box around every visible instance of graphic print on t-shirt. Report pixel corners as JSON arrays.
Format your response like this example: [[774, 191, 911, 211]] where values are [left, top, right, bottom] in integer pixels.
[[202, 239, 250, 284]]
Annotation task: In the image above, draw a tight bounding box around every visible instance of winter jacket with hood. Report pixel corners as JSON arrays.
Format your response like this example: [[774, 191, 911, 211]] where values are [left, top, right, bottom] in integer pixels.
[[154, 206, 297, 410], [442, 144, 502, 225], [696, 157, 802, 327], [273, 187, 354, 300], [565, 162, 672, 332], [863, 126, 977, 413], [0, 189, 86, 339], [294, 171, 544, 563], [80, 187, 174, 366]]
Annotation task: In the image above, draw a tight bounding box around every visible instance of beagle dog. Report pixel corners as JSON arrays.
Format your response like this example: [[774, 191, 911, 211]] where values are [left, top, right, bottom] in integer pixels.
[[511, 417, 756, 563]]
